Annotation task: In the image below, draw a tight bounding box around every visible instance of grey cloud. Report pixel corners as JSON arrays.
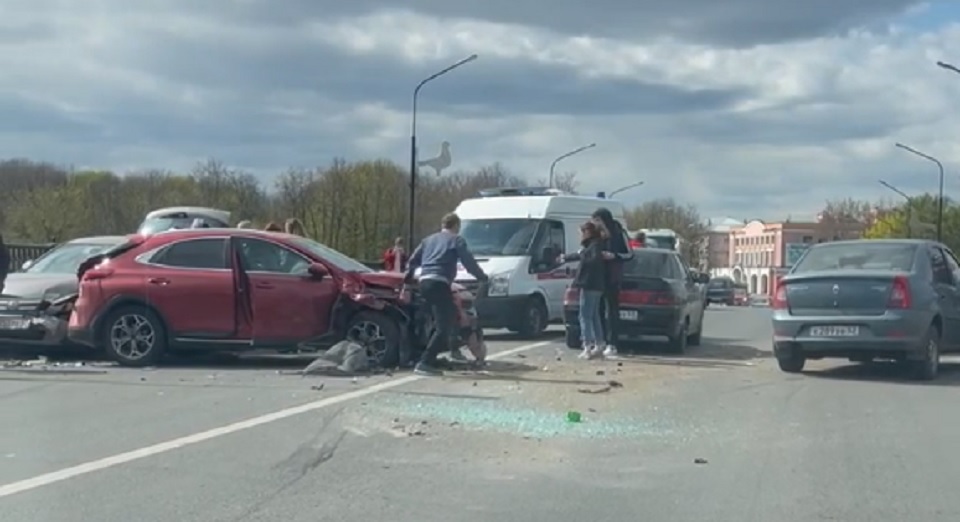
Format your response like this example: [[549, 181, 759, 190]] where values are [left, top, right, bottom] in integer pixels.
[[227, 0, 920, 46], [109, 31, 748, 117]]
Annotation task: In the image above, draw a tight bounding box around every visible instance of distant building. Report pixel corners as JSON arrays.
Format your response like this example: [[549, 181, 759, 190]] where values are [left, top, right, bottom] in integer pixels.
[[709, 218, 865, 296], [701, 217, 743, 271]]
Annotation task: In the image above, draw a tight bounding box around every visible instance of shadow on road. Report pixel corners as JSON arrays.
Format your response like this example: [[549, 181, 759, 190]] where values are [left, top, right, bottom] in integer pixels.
[[803, 360, 960, 386], [483, 330, 564, 342]]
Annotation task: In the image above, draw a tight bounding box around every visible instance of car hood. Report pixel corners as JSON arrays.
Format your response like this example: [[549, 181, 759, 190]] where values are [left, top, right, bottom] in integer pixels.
[[0, 273, 78, 300], [356, 271, 466, 292]]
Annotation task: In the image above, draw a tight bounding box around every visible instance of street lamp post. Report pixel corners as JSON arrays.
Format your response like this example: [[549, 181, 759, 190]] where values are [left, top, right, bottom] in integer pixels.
[[408, 54, 478, 251], [549, 143, 596, 188], [895, 142, 944, 242], [607, 181, 644, 199], [878, 179, 913, 238]]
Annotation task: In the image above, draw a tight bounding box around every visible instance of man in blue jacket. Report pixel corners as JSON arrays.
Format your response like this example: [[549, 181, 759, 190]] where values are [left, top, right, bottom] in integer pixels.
[[405, 213, 488, 376]]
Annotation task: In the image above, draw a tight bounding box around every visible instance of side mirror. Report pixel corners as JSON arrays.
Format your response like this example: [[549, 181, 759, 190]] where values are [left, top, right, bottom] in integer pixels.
[[21, 260, 33, 271], [307, 263, 329, 279], [695, 273, 710, 284]]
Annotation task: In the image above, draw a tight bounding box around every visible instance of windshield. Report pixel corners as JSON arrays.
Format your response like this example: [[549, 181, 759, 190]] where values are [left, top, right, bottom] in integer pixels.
[[459, 219, 539, 256], [708, 278, 732, 288], [138, 216, 229, 234], [25, 242, 122, 274], [290, 237, 373, 273], [624, 251, 680, 278], [792, 242, 917, 273], [646, 235, 677, 250]]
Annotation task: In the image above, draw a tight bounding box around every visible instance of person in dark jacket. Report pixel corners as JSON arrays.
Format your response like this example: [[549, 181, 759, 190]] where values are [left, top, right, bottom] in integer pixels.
[[0, 234, 8, 295], [571, 222, 607, 359], [405, 213, 488, 376], [591, 207, 633, 357]]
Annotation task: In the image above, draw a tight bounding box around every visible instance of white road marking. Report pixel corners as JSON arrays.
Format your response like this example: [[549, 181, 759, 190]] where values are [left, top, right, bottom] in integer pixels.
[[0, 341, 552, 499]]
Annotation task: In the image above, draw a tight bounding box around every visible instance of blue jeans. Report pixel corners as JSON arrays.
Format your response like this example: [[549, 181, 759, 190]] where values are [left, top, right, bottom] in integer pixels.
[[578, 290, 605, 346]]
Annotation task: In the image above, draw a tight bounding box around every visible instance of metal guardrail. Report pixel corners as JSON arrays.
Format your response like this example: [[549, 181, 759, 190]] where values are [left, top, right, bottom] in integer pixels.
[[7, 243, 55, 272]]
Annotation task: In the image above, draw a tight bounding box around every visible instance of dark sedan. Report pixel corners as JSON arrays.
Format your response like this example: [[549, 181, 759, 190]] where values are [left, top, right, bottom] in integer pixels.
[[563, 248, 708, 353], [706, 276, 736, 305], [772, 239, 957, 380]]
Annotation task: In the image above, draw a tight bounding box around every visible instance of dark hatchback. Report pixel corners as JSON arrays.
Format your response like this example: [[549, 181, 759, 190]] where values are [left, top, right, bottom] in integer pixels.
[[563, 248, 708, 353], [772, 239, 959, 380], [706, 276, 736, 305]]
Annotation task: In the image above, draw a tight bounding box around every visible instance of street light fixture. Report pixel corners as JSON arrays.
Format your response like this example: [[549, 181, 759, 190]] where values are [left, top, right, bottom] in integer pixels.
[[408, 53, 478, 250], [895, 142, 944, 242], [549, 143, 596, 188], [607, 181, 644, 199], [878, 179, 913, 238]]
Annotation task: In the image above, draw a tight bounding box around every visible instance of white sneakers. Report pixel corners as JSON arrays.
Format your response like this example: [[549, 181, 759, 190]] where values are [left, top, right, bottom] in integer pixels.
[[578, 344, 619, 360]]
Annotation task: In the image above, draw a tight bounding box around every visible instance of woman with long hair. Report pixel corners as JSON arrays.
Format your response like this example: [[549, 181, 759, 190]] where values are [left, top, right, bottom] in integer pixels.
[[591, 207, 633, 357], [570, 221, 607, 360]]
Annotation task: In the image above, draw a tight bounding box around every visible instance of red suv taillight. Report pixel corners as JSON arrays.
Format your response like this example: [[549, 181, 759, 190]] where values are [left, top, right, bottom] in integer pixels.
[[563, 287, 580, 306], [887, 275, 911, 309], [772, 283, 787, 309]]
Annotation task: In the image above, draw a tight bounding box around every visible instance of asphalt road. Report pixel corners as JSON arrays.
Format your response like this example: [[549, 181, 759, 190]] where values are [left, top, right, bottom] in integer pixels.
[[2, 307, 960, 521]]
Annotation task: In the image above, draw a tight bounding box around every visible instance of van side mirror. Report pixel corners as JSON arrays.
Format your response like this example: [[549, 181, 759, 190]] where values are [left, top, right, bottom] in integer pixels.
[[307, 263, 329, 279], [21, 259, 33, 271]]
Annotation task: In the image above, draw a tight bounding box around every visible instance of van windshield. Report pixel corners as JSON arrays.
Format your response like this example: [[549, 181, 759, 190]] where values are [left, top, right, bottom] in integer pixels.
[[459, 219, 539, 256]]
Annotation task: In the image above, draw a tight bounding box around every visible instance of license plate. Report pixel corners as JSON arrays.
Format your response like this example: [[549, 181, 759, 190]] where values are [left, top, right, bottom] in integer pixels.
[[809, 326, 859, 337], [0, 317, 31, 330], [619, 310, 639, 321]]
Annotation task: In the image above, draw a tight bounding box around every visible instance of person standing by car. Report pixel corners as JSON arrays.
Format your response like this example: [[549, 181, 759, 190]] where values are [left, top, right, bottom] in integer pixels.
[[405, 213, 488, 376], [572, 222, 607, 359], [0, 234, 8, 295], [284, 218, 306, 236], [591, 207, 633, 357], [382, 237, 408, 273]]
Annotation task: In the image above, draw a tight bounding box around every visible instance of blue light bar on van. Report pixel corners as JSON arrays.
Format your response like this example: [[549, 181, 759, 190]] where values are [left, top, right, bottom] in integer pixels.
[[476, 187, 566, 197]]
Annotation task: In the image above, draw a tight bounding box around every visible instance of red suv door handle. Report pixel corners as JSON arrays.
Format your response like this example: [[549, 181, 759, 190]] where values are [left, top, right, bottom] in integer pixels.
[[254, 282, 275, 289], [148, 277, 170, 286]]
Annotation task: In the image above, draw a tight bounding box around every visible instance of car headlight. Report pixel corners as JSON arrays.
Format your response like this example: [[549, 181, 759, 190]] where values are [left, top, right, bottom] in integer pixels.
[[487, 275, 509, 297]]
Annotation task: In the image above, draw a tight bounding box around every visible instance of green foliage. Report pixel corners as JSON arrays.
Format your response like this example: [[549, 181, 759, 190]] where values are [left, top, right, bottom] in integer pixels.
[[0, 158, 588, 261], [864, 193, 960, 252]]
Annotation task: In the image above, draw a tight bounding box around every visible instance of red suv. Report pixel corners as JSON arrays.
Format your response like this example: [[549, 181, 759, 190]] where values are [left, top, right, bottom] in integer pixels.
[[67, 229, 470, 367]]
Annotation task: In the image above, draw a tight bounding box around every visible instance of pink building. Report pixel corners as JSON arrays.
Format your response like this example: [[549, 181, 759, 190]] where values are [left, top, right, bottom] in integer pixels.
[[711, 218, 864, 295]]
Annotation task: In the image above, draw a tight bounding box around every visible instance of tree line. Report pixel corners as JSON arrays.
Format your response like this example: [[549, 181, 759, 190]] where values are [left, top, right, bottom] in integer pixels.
[[0, 158, 714, 263]]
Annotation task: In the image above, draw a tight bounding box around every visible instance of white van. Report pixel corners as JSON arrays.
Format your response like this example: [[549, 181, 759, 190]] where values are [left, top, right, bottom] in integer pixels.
[[137, 207, 232, 235], [450, 187, 628, 337]]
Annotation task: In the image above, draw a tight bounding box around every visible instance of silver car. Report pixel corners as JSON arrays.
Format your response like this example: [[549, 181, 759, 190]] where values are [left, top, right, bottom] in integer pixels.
[[772, 239, 955, 381], [0, 236, 126, 345]]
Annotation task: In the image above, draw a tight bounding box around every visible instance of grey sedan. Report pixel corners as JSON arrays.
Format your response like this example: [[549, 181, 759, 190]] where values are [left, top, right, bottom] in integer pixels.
[[772, 239, 958, 381], [0, 236, 126, 346]]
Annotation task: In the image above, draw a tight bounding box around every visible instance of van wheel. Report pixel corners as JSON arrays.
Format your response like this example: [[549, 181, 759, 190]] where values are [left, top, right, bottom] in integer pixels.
[[345, 311, 401, 369], [100, 305, 167, 367], [565, 328, 581, 349], [514, 297, 547, 338]]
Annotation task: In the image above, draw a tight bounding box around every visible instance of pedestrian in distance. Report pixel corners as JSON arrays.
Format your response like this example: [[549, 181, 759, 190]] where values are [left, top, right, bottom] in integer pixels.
[[404, 212, 488, 376], [591, 207, 633, 357], [382, 236, 408, 273], [0, 233, 8, 295], [284, 218, 306, 236]]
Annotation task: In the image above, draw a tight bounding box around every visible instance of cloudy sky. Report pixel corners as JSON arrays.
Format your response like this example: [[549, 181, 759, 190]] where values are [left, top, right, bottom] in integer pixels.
[[3, 0, 960, 220]]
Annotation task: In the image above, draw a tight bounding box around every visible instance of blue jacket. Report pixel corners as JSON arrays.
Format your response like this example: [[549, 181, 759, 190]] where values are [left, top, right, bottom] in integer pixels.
[[406, 230, 487, 285]]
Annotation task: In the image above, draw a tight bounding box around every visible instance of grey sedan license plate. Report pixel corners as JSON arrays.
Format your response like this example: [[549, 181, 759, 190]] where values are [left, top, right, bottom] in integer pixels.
[[0, 317, 31, 330], [619, 310, 639, 321], [809, 326, 859, 337]]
